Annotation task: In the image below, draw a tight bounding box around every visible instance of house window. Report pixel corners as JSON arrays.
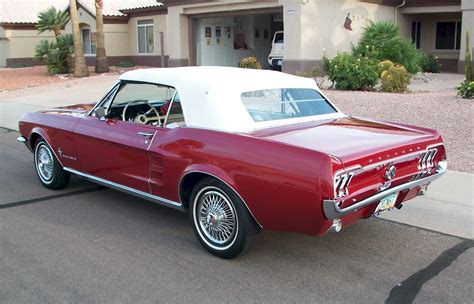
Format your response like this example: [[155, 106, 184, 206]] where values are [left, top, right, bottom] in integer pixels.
[[411, 21, 421, 49], [137, 20, 154, 54], [81, 27, 93, 54], [435, 21, 461, 50]]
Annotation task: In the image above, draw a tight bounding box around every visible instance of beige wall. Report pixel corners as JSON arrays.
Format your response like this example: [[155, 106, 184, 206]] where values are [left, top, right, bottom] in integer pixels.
[[104, 23, 129, 56], [460, 0, 474, 60], [3, 28, 55, 58], [128, 15, 168, 57], [281, 0, 395, 61], [65, 6, 97, 33]]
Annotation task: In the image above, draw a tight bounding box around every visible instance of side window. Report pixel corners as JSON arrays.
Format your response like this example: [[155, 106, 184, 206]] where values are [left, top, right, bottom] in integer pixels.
[[106, 82, 175, 125], [164, 92, 186, 128]]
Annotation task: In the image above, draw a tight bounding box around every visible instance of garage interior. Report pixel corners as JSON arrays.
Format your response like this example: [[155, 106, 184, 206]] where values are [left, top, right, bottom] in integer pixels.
[[192, 11, 283, 69]]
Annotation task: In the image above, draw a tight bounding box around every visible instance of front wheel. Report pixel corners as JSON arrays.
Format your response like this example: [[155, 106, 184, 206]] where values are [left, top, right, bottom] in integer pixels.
[[189, 178, 260, 259], [34, 139, 70, 190]]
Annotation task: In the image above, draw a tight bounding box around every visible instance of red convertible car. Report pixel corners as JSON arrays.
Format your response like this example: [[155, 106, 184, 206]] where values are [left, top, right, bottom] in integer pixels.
[[18, 67, 447, 258]]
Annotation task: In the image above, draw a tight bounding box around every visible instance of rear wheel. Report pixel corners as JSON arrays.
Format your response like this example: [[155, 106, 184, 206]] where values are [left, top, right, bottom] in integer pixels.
[[34, 139, 70, 190], [189, 177, 260, 259]]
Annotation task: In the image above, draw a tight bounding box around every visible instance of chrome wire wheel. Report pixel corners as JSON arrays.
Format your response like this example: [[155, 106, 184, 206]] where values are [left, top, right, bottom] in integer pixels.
[[194, 187, 238, 249], [35, 143, 54, 184]]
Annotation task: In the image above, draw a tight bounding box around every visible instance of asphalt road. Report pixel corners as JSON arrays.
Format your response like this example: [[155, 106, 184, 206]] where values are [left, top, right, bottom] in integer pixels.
[[1, 128, 472, 304]]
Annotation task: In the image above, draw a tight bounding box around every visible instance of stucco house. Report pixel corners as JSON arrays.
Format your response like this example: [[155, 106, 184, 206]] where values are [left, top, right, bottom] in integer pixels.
[[0, 0, 472, 74]]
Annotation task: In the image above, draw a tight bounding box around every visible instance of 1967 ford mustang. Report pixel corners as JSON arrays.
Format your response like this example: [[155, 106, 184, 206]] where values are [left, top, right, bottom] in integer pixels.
[[18, 67, 447, 258]]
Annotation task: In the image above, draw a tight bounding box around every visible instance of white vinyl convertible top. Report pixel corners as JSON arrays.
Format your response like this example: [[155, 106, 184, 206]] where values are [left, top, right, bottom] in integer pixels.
[[119, 67, 345, 133]]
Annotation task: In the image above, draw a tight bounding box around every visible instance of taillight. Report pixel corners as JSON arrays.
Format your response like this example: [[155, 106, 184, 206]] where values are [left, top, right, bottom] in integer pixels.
[[334, 171, 355, 198], [418, 148, 437, 170]]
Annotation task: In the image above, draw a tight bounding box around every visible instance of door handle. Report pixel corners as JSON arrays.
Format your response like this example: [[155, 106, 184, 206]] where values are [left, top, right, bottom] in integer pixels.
[[137, 131, 155, 138]]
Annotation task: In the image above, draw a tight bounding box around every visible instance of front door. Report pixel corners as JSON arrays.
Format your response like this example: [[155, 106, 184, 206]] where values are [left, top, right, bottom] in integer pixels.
[[73, 81, 175, 193]]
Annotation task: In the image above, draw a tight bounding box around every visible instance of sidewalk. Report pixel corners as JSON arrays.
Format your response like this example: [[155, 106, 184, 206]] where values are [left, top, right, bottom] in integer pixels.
[[0, 75, 472, 239], [0, 75, 117, 131], [379, 170, 473, 239]]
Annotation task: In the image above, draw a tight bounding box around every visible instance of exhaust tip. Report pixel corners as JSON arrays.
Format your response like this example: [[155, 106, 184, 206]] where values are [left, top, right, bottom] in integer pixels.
[[328, 219, 342, 233], [418, 185, 428, 196]]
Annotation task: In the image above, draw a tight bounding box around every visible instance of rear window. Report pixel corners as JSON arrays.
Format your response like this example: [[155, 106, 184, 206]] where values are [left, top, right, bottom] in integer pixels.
[[241, 88, 336, 122]]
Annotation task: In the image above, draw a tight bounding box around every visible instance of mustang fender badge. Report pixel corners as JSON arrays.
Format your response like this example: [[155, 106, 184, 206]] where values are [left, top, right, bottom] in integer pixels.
[[57, 148, 77, 161], [384, 165, 396, 180]]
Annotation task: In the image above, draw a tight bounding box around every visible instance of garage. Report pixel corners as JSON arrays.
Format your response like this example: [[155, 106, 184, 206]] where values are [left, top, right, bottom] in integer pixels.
[[194, 11, 283, 69]]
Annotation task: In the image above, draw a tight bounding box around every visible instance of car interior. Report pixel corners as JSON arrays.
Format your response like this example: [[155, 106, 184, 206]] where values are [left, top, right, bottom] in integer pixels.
[[95, 82, 185, 128]]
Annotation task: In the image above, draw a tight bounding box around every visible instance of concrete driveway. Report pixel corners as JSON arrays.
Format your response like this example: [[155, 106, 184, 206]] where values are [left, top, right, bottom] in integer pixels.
[[1, 128, 473, 303], [0, 73, 473, 303]]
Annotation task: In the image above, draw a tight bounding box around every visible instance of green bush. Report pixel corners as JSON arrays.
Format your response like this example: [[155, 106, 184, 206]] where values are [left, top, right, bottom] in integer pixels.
[[114, 61, 135, 68], [420, 53, 441, 73], [352, 21, 422, 74], [239, 56, 262, 69], [456, 81, 474, 99], [380, 64, 411, 93], [34, 34, 73, 74], [323, 53, 379, 90]]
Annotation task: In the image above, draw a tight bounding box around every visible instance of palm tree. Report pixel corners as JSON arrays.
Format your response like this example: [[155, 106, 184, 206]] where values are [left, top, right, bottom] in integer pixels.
[[95, 0, 109, 73], [36, 7, 70, 39], [70, 0, 89, 77]]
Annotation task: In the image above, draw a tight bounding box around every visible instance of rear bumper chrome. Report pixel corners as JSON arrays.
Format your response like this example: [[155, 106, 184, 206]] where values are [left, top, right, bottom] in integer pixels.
[[323, 160, 447, 220]]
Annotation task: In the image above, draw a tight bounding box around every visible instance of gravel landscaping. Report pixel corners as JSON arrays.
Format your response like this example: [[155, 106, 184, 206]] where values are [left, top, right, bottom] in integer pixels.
[[324, 88, 473, 173]]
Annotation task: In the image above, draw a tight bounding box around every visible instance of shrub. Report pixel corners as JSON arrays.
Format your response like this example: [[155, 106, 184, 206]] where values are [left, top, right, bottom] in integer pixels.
[[380, 64, 411, 93], [420, 53, 441, 73], [34, 34, 73, 74], [114, 61, 135, 68], [378, 59, 394, 75], [456, 81, 474, 99], [239, 56, 262, 69], [323, 52, 379, 90], [352, 21, 422, 74]]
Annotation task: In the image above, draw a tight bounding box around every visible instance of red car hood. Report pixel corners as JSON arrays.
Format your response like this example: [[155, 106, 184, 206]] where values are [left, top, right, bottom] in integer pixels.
[[249, 117, 440, 167]]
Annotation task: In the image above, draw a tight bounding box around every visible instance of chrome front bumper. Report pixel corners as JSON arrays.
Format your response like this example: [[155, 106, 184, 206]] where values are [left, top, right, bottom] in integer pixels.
[[323, 160, 447, 220], [17, 136, 27, 142]]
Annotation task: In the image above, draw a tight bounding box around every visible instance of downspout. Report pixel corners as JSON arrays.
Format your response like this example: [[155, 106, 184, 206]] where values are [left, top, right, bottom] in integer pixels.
[[394, 0, 406, 25]]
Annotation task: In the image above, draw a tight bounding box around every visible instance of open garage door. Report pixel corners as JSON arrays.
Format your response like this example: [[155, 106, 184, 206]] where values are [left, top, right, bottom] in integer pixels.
[[195, 12, 283, 69]]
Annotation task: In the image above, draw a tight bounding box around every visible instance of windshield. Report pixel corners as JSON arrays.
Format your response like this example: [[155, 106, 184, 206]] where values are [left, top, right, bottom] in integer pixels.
[[241, 88, 337, 122]]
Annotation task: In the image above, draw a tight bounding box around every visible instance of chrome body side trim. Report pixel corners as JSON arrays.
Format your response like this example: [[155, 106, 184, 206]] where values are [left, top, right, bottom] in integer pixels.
[[178, 170, 263, 228], [323, 160, 447, 220], [63, 167, 184, 211]]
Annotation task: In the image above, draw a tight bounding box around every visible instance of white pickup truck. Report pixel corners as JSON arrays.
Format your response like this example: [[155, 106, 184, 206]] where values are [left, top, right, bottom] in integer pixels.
[[268, 31, 283, 71]]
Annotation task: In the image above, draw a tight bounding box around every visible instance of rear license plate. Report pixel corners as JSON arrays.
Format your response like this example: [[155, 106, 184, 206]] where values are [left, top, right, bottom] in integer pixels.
[[374, 193, 398, 215]]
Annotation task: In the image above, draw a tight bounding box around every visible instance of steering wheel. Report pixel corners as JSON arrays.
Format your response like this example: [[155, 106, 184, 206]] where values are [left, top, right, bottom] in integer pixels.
[[122, 100, 161, 125]]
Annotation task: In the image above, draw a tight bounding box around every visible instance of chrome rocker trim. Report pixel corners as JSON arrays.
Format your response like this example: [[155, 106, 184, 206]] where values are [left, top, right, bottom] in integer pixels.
[[63, 167, 184, 211], [323, 160, 447, 220]]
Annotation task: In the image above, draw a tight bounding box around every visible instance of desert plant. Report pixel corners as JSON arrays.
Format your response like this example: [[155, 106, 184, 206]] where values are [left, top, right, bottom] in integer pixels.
[[324, 52, 379, 90], [456, 81, 474, 99], [378, 59, 394, 75], [465, 31, 472, 83], [34, 34, 73, 74], [420, 53, 441, 73], [456, 31, 474, 99], [36, 6, 70, 39], [352, 21, 422, 74], [239, 56, 262, 69], [380, 64, 411, 93]]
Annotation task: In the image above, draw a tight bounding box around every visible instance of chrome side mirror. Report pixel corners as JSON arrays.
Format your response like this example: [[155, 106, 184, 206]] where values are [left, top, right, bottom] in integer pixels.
[[94, 107, 107, 120]]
